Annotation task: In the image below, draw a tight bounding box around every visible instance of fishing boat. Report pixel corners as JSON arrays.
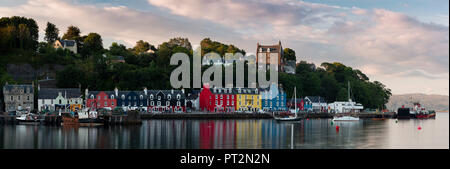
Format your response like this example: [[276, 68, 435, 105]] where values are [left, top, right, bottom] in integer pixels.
[[61, 112, 79, 126], [16, 113, 40, 123], [397, 100, 436, 119], [274, 87, 301, 121], [78, 108, 103, 123], [331, 81, 361, 121]]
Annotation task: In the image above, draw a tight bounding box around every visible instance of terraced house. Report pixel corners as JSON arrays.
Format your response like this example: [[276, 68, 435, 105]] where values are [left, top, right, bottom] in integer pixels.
[[235, 88, 261, 112], [38, 88, 82, 112], [147, 89, 186, 113], [3, 83, 34, 112], [199, 85, 236, 113], [260, 84, 287, 111]]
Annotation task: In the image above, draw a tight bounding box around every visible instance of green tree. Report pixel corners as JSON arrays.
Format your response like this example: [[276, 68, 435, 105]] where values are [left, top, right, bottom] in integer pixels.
[[81, 32, 103, 56], [62, 26, 80, 40], [44, 22, 59, 44], [283, 48, 296, 61]]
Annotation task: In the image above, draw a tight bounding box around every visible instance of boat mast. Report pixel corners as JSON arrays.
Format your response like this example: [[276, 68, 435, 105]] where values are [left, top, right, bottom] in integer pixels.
[[348, 81, 351, 102]]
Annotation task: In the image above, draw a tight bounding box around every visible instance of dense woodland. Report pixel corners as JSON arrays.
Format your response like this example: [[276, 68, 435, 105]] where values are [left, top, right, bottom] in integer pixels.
[[0, 16, 391, 109]]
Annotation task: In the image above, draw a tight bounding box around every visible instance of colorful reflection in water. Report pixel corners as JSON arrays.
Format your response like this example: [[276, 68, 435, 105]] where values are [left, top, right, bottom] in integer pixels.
[[0, 113, 448, 149]]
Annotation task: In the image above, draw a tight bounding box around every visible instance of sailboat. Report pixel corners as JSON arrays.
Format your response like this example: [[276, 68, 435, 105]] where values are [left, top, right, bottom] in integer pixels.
[[273, 86, 302, 121], [332, 81, 361, 121]]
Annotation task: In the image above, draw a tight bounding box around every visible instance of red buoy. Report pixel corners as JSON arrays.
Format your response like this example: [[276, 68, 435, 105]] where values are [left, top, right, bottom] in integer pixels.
[[418, 126, 422, 130], [336, 126, 340, 131]]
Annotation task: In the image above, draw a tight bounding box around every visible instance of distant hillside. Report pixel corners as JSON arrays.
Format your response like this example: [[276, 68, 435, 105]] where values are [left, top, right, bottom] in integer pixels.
[[387, 93, 449, 112]]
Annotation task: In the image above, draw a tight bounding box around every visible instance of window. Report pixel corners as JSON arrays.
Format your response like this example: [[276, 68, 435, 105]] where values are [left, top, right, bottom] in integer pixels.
[[59, 100, 62, 104], [157, 101, 161, 106], [18, 96, 20, 100], [151, 101, 154, 106], [177, 101, 180, 106], [150, 94, 154, 100], [220, 100, 223, 105], [166, 101, 170, 106], [227, 100, 229, 105], [168, 94, 171, 99], [215, 95, 218, 99], [232, 95, 234, 99], [111, 95, 114, 99], [91, 95, 94, 99], [98, 96, 100, 99], [128, 96, 131, 100], [112, 102, 114, 106], [158, 96, 161, 100], [27, 96, 29, 101], [105, 96, 107, 99], [215, 100, 218, 105], [177, 94, 180, 100], [105, 101, 108, 106], [220, 95, 223, 99]]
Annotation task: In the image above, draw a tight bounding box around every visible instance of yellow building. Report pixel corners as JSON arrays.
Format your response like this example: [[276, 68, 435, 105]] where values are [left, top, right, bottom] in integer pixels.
[[235, 88, 261, 112]]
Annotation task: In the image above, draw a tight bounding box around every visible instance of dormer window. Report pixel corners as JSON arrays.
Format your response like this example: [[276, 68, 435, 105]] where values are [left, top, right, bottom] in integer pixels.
[[158, 96, 161, 100], [177, 94, 181, 100], [121, 95, 125, 100], [150, 94, 154, 100], [90, 95, 94, 99], [140, 95, 143, 100], [111, 95, 114, 99], [168, 94, 171, 100]]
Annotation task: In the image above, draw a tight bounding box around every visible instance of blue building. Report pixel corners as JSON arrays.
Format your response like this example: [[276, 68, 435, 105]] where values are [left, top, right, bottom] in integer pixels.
[[115, 88, 148, 111], [260, 84, 286, 111]]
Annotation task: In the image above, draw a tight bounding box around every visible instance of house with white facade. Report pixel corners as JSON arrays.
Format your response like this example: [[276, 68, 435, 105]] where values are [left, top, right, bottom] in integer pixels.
[[54, 39, 77, 54], [38, 88, 82, 112]]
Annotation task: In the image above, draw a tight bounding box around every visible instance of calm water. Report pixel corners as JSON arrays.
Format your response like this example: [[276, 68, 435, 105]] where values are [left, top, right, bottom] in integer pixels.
[[1, 112, 448, 149]]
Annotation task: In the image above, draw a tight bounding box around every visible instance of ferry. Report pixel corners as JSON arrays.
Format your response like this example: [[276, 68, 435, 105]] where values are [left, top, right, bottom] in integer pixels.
[[397, 102, 436, 119]]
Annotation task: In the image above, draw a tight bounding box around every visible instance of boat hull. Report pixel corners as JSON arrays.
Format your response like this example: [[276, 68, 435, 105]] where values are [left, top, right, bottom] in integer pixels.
[[332, 116, 359, 121]]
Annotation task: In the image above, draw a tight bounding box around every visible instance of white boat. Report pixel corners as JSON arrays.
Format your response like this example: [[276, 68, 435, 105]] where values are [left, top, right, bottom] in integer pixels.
[[274, 86, 301, 121], [332, 116, 359, 121], [331, 81, 361, 121]]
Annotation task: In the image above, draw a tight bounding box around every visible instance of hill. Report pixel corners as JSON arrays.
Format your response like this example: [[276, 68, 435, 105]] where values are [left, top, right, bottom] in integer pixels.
[[387, 93, 449, 112]]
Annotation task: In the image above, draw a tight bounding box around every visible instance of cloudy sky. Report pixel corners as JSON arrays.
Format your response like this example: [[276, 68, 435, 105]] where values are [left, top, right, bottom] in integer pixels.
[[1, 0, 448, 95]]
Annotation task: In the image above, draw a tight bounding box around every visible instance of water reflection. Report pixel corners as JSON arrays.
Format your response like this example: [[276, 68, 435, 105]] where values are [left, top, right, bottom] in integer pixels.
[[0, 113, 448, 149]]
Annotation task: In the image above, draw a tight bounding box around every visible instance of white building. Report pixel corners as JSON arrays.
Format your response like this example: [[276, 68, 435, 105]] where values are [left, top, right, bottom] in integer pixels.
[[327, 101, 364, 113], [38, 88, 82, 112], [54, 39, 77, 54]]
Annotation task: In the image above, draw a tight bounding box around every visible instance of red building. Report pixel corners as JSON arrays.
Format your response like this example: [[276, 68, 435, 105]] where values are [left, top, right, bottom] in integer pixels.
[[199, 85, 236, 113], [86, 91, 117, 109]]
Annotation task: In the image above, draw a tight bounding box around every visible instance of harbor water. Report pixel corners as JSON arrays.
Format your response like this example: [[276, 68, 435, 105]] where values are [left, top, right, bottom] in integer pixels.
[[0, 112, 448, 149]]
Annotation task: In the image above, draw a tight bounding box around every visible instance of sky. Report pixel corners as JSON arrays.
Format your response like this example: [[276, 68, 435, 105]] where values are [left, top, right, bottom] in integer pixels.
[[0, 0, 448, 96]]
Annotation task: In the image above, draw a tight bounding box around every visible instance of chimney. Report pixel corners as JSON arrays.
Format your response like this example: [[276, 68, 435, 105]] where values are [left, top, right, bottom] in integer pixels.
[[85, 88, 89, 99], [171, 89, 174, 94], [181, 88, 184, 94], [144, 87, 148, 95], [38, 84, 40, 91]]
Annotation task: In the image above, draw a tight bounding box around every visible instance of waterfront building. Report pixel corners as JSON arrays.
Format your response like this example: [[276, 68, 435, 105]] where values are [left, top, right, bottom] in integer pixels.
[[256, 41, 283, 71], [85, 90, 117, 110], [147, 89, 185, 113], [199, 84, 236, 113], [116, 89, 148, 112], [286, 98, 304, 111], [54, 39, 77, 54], [260, 84, 287, 111], [3, 82, 34, 112], [235, 88, 261, 112], [186, 90, 200, 111], [304, 96, 327, 112], [38, 88, 82, 112]]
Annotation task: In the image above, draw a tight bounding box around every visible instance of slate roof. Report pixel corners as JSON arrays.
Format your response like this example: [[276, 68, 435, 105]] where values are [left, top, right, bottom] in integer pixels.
[[59, 40, 76, 47], [38, 88, 81, 99], [3, 84, 34, 93], [305, 96, 326, 103]]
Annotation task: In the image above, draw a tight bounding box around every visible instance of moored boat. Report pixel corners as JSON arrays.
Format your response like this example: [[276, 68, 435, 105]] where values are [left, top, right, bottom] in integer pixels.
[[273, 86, 301, 121], [333, 115, 359, 121]]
